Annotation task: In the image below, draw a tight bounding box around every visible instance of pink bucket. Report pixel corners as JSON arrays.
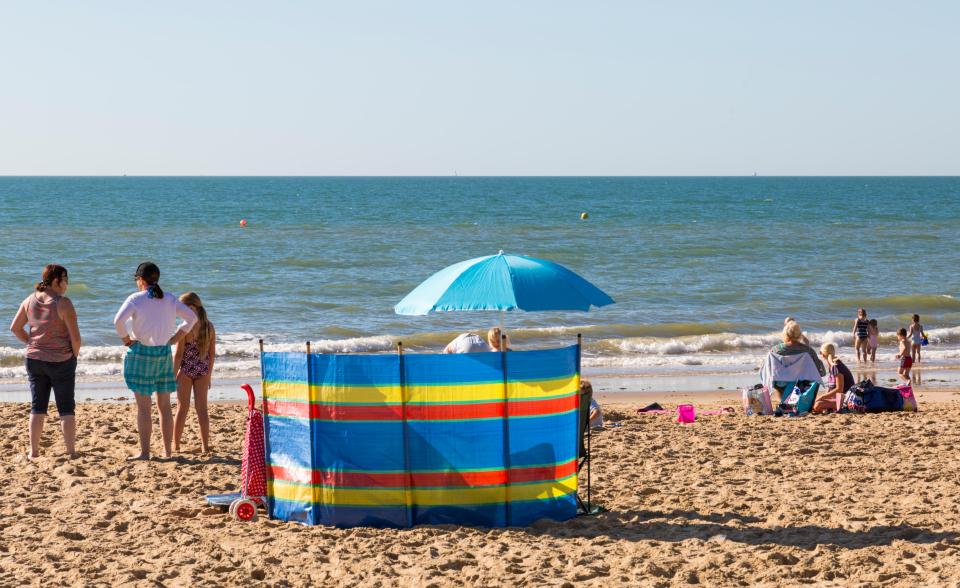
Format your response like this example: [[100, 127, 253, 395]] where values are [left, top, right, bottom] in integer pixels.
[[677, 404, 696, 423]]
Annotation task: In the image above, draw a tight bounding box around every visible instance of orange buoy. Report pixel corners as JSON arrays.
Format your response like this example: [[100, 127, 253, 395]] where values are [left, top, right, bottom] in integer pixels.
[[240, 219, 247, 227]]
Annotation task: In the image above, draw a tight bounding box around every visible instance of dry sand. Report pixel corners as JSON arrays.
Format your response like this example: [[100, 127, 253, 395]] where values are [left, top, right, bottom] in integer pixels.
[[2, 390, 960, 587]]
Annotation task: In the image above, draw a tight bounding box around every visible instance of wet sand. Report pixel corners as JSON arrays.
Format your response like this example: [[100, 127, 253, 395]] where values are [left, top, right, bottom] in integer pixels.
[[2, 390, 960, 586]]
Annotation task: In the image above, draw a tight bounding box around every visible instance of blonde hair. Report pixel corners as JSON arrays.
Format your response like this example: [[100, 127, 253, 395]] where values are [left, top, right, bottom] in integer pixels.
[[820, 342, 836, 359], [783, 320, 803, 344], [488, 327, 504, 349], [179, 292, 213, 358]]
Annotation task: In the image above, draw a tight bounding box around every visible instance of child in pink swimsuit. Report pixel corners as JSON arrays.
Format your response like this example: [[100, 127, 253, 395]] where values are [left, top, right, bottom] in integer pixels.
[[173, 292, 216, 453]]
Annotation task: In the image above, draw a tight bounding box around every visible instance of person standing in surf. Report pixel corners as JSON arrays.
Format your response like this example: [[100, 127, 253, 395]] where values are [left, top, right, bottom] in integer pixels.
[[9, 264, 82, 459], [113, 262, 197, 460], [907, 314, 927, 364], [852, 308, 870, 363]]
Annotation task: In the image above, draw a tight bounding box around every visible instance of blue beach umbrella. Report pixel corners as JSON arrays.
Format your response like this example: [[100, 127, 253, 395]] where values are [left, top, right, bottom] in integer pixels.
[[394, 252, 614, 317]]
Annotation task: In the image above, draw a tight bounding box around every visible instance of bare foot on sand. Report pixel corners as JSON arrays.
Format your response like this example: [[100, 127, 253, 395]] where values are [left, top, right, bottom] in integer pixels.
[[127, 453, 150, 461]]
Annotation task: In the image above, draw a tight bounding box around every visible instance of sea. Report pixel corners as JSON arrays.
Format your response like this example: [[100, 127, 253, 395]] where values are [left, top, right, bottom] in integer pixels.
[[2, 176, 959, 393]]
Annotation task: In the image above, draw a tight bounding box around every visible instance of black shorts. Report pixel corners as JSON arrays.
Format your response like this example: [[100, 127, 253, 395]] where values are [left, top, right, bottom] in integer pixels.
[[26, 356, 77, 417]]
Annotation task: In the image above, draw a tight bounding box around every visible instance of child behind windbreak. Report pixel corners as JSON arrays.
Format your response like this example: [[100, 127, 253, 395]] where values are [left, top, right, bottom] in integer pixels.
[[896, 328, 913, 382], [868, 319, 879, 363], [907, 314, 926, 363]]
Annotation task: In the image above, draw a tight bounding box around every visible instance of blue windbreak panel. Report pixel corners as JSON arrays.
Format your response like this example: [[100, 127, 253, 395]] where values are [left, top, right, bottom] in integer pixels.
[[509, 495, 578, 526], [503, 345, 579, 382], [265, 416, 313, 470], [262, 352, 308, 383], [310, 353, 400, 387], [313, 421, 407, 473], [406, 419, 505, 472], [403, 350, 503, 385], [508, 412, 579, 467]]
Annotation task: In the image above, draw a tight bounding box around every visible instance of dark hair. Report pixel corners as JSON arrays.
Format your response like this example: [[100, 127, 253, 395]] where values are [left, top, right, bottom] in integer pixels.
[[912, 314, 920, 322], [898, 328, 907, 337], [869, 319, 878, 326], [135, 262, 163, 299], [36, 264, 68, 292]]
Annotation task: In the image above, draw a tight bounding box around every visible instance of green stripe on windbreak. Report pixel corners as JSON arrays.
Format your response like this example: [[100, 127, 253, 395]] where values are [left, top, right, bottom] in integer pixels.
[[262, 373, 577, 389], [270, 494, 576, 510], [269, 474, 578, 491], [265, 408, 579, 424], [264, 391, 578, 406], [267, 458, 574, 474]]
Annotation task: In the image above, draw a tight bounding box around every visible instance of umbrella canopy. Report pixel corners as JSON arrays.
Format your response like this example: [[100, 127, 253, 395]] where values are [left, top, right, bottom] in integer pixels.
[[394, 252, 614, 316]]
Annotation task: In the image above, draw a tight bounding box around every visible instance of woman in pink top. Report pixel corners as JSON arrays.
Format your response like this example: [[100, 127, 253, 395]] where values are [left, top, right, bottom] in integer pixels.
[[8, 264, 82, 459]]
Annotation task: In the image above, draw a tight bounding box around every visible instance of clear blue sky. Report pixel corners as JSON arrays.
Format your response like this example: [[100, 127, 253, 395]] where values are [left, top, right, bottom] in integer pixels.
[[1, 1, 957, 175]]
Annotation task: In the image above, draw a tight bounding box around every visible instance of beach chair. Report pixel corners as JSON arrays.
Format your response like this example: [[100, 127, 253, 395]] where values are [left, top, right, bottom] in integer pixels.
[[577, 382, 600, 515], [760, 351, 823, 404]]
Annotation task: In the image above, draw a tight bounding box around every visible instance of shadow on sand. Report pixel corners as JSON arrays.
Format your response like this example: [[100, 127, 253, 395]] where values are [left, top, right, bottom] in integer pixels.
[[526, 509, 958, 549]]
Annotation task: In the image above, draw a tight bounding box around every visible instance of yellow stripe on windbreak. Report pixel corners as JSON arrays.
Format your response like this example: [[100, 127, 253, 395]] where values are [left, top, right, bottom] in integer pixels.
[[264, 374, 579, 405], [267, 479, 313, 505], [263, 381, 311, 403], [268, 474, 578, 506], [406, 374, 579, 403]]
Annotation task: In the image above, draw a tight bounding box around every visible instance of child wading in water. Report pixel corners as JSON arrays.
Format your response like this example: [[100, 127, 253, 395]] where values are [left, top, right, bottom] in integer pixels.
[[852, 308, 870, 363], [907, 314, 926, 364], [173, 292, 215, 453], [896, 328, 913, 382], [867, 319, 879, 363]]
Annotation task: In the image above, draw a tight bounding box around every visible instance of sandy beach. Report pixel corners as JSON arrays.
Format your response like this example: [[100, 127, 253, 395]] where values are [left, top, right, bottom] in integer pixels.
[[2, 389, 958, 587]]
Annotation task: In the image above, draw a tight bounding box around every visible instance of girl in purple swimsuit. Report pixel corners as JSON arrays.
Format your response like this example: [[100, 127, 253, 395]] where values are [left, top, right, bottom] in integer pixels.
[[173, 292, 215, 453]]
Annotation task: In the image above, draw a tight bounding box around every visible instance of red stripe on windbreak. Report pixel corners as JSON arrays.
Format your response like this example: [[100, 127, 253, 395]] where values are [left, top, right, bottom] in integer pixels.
[[265, 395, 577, 422], [507, 395, 579, 417], [267, 459, 578, 488]]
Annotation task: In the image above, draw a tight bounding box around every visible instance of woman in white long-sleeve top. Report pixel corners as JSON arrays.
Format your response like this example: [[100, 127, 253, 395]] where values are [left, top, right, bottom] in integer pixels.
[[113, 262, 197, 460]]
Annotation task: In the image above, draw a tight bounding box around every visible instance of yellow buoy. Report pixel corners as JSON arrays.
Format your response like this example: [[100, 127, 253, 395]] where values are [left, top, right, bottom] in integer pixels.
[[580, 212, 589, 220]]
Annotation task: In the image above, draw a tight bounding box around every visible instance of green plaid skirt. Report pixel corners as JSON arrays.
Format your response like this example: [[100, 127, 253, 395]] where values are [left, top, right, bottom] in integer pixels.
[[123, 342, 175, 396]]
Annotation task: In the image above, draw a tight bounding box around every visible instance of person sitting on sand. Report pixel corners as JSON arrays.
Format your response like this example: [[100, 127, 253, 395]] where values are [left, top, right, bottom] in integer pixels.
[[812, 343, 854, 413], [113, 262, 197, 460], [8, 264, 82, 459], [771, 321, 826, 376], [761, 320, 827, 401], [443, 328, 511, 353]]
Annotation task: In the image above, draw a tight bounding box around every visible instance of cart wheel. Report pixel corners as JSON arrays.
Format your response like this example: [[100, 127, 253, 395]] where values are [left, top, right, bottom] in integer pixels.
[[234, 499, 258, 522]]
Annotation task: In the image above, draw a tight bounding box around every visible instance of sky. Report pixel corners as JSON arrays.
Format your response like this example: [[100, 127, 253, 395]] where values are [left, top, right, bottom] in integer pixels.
[[1, 1, 958, 176]]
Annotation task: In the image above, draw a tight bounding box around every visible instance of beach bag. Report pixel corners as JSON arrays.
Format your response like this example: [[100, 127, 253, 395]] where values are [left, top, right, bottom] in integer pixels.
[[861, 386, 904, 413], [896, 384, 919, 412], [742, 384, 773, 416], [776, 382, 818, 416], [849, 379, 873, 396], [677, 404, 696, 423], [842, 390, 866, 413]]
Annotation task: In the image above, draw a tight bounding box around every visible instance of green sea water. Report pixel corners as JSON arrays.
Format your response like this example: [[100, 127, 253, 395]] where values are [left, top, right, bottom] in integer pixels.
[[1, 176, 958, 381]]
